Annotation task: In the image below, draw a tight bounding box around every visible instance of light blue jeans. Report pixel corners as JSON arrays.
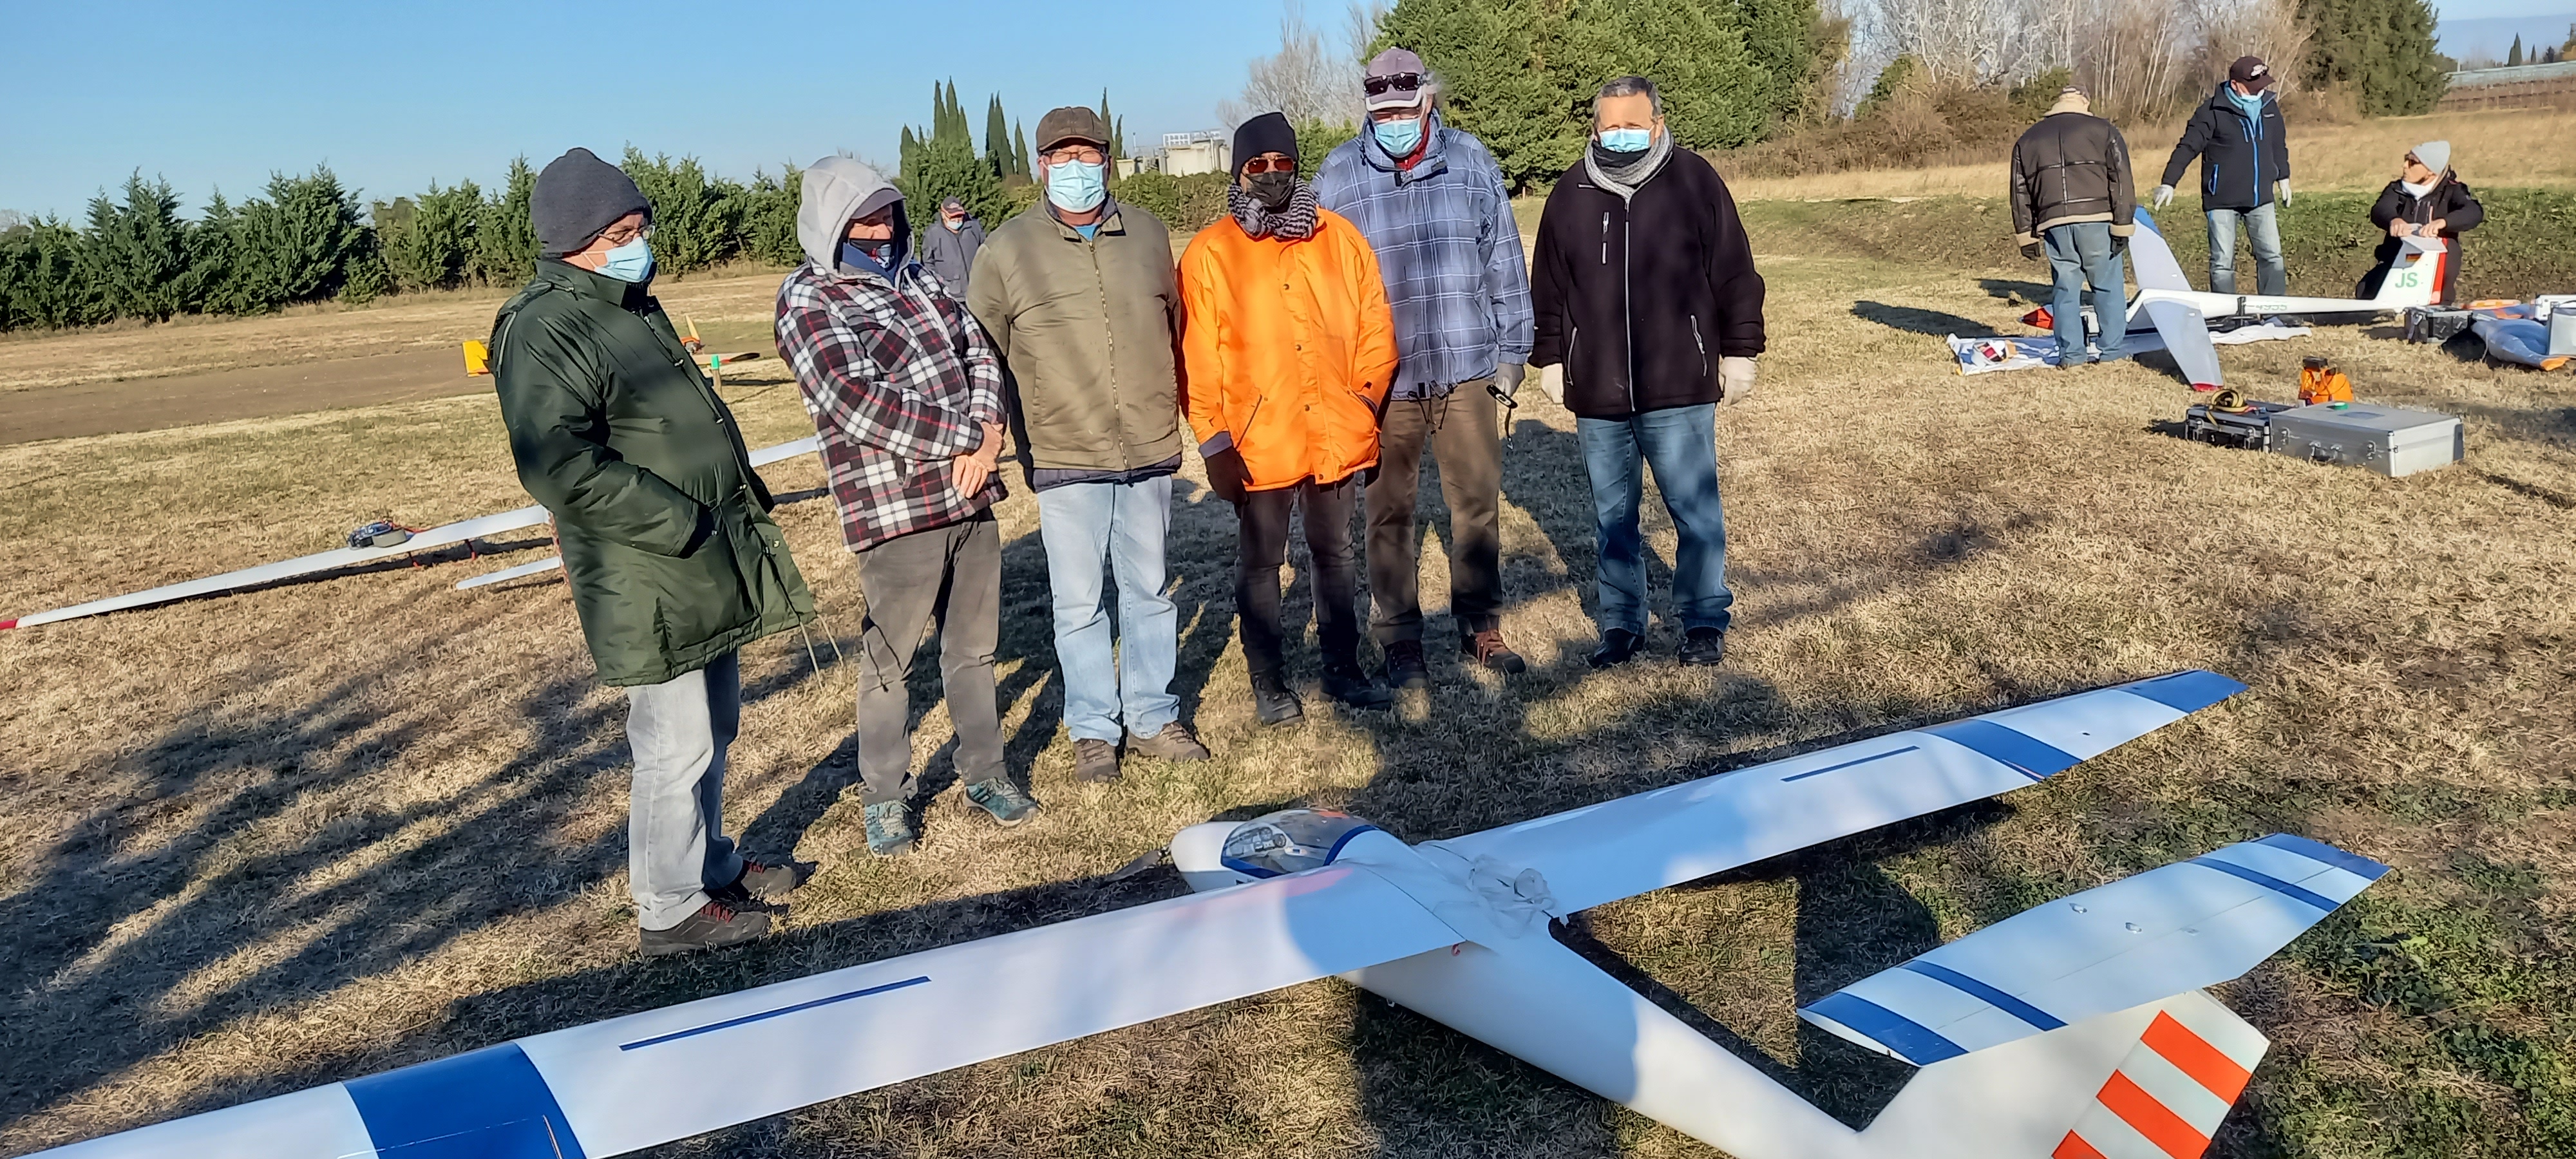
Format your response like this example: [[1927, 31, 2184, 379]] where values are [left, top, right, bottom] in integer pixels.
[[2045, 221, 2127, 363], [1578, 403, 1734, 636], [2205, 203, 2286, 296], [624, 651, 744, 931], [1036, 476, 1180, 742]]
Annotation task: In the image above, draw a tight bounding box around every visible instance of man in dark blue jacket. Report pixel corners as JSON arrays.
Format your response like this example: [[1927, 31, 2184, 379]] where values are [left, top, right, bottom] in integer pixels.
[[2155, 56, 2292, 296]]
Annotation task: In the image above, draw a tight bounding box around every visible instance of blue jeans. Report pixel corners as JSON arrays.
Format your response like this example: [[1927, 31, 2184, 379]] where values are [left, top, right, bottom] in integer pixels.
[[1578, 403, 1733, 636], [2045, 222, 2128, 363], [1035, 476, 1180, 742], [2205, 203, 2286, 296], [624, 652, 744, 930]]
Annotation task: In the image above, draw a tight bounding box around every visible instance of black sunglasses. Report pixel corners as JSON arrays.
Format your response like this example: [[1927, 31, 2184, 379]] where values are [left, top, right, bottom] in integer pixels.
[[1363, 72, 1424, 96]]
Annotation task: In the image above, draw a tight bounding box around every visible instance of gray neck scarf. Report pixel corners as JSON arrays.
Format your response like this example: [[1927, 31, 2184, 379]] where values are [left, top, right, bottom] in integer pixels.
[[1227, 180, 1320, 241], [1583, 129, 1674, 203]]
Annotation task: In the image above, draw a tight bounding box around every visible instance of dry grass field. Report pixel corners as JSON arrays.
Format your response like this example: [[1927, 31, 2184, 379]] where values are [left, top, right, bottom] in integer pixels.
[[3, 206, 2573, 1159], [1721, 104, 2576, 202]]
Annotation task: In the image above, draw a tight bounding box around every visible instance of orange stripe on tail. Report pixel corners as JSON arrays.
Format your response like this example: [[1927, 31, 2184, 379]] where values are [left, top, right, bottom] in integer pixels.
[[2142, 1012, 2252, 1102], [2097, 1071, 2213, 1159]]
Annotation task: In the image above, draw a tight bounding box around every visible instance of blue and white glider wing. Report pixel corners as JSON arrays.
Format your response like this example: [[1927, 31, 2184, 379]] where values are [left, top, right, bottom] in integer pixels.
[[1800, 833, 2388, 1066], [2123, 210, 2228, 388], [37, 863, 1461, 1159], [2126, 209, 2195, 294], [1425, 671, 2246, 916]]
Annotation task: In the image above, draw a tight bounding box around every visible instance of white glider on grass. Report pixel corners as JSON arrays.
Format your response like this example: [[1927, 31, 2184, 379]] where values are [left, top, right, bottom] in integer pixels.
[[37, 669, 2390, 1159], [2123, 208, 2447, 389], [0, 437, 820, 630]]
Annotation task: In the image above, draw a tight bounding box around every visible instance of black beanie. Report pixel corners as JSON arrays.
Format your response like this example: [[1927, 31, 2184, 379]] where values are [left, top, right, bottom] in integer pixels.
[[1232, 112, 1298, 178], [531, 147, 651, 259]]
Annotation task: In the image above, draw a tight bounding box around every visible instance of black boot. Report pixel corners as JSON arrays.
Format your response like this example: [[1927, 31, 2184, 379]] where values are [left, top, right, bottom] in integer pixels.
[[1322, 663, 1393, 711], [1249, 672, 1305, 726]]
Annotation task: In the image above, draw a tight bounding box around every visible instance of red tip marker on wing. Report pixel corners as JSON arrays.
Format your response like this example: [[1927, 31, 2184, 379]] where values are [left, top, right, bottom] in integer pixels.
[[0, 618, 17, 630]]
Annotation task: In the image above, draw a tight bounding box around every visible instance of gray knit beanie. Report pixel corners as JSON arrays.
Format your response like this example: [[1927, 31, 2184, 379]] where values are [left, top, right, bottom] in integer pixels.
[[531, 147, 651, 258]]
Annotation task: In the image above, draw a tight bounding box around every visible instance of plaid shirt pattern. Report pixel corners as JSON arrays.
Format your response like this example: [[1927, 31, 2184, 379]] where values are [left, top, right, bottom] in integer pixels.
[[1312, 122, 1533, 398], [777, 258, 1007, 552]]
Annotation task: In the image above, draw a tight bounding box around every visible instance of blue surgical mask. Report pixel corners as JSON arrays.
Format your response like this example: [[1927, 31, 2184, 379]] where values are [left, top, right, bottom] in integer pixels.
[[1046, 160, 1107, 214], [598, 236, 654, 283], [1598, 127, 1652, 153], [1373, 115, 1424, 157]]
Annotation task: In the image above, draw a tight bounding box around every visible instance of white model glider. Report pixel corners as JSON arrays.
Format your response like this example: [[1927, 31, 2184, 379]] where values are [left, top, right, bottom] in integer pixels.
[[1, 437, 820, 630], [2125, 209, 2446, 389], [36, 670, 2384, 1159]]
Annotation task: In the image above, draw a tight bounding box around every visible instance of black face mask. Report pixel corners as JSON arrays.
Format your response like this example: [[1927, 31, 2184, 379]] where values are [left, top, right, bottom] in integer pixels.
[[1246, 171, 1297, 211], [1589, 139, 1650, 169]]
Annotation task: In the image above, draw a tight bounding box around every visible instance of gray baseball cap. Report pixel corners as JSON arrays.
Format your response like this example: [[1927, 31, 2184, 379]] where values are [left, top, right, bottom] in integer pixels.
[[1364, 48, 1430, 111]]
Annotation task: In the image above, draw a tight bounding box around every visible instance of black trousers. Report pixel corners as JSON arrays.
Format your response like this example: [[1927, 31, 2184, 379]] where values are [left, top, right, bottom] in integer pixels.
[[1235, 476, 1361, 678]]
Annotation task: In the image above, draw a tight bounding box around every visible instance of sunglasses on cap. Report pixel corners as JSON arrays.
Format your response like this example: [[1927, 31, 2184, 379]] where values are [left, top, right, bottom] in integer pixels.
[[1240, 156, 1296, 174], [1363, 71, 1424, 97]]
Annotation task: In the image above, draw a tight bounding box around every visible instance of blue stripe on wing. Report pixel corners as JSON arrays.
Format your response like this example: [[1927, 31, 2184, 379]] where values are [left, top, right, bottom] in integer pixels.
[[1920, 719, 2081, 781], [345, 1042, 585, 1159], [1804, 992, 1969, 1065]]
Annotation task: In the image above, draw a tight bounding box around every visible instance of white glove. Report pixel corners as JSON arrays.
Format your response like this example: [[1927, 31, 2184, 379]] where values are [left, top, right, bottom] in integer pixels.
[[2277, 179, 2293, 207], [1719, 356, 1756, 404], [2152, 184, 2174, 210], [1540, 363, 1566, 406]]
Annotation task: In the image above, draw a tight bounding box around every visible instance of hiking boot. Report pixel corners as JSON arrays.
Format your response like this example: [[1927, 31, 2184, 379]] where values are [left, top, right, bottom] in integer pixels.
[[1382, 640, 1430, 690], [1463, 627, 1527, 675], [965, 777, 1041, 825], [1322, 663, 1393, 711], [863, 800, 916, 858], [1072, 738, 1122, 783], [1250, 672, 1305, 726], [726, 856, 813, 901], [1678, 627, 1728, 667], [1126, 722, 1211, 762], [1590, 628, 1644, 670], [639, 900, 770, 957]]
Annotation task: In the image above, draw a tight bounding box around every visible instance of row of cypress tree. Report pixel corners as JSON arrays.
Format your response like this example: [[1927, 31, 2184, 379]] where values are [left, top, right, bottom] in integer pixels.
[[0, 151, 806, 334], [894, 82, 1128, 241]]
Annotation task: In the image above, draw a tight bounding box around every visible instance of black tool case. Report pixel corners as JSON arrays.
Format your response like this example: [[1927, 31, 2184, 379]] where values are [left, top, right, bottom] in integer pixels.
[[2183, 399, 2292, 450]]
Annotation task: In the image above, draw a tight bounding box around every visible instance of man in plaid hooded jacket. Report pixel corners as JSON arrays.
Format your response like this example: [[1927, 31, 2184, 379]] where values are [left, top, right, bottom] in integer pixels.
[[776, 155, 1039, 857]]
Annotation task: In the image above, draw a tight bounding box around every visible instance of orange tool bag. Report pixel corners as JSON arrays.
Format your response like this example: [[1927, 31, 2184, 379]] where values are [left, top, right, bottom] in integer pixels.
[[2298, 357, 2353, 406]]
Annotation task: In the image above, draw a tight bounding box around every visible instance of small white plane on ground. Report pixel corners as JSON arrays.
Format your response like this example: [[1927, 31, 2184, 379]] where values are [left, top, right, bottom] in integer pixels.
[[0, 437, 819, 630], [37, 670, 2388, 1159], [2122, 209, 2447, 390]]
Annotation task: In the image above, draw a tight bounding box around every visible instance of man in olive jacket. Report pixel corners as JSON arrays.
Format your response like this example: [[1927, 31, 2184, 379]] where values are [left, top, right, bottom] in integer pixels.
[[491, 147, 817, 958], [968, 106, 1210, 784]]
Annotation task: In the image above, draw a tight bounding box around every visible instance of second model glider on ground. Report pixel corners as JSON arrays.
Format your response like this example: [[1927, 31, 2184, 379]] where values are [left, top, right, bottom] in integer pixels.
[[1, 437, 819, 630], [2125, 208, 2447, 389], [40, 669, 2387, 1159]]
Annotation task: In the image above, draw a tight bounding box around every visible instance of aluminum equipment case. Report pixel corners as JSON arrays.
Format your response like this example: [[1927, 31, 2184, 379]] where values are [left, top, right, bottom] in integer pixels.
[[2183, 399, 2291, 449], [2267, 402, 2463, 477]]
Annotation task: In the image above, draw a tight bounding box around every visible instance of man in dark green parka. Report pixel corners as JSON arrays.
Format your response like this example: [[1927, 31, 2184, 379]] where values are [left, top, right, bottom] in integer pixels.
[[491, 147, 817, 957]]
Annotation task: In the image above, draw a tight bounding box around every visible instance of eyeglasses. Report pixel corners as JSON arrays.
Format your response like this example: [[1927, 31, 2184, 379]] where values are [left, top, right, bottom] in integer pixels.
[[598, 221, 652, 247], [1363, 71, 1423, 97], [1043, 145, 1106, 166], [1240, 156, 1295, 174]]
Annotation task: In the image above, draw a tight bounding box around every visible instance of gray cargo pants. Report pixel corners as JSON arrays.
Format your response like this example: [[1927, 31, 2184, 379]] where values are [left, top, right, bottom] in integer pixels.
[[853, 513, 1004, 806], [1366, 383, 1504, 644], [624, 651, 747, 932]]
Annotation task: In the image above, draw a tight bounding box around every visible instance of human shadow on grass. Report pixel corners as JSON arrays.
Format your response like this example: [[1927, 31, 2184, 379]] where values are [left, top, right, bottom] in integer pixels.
[[0, 655, 639, 1145], [1978, 278, 2055, 305], [1853, 301, 2000, 337]]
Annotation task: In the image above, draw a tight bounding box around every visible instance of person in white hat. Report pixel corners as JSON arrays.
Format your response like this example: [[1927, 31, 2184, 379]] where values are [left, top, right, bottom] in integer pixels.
[[2363, 140, 2482, 306]]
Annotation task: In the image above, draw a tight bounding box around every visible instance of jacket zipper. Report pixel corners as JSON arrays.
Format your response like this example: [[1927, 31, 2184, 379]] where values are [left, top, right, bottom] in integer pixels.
[[1090, 238, 1126, 470], [1620, 210, 1636, 414], [1689, 316, 1707, 375]]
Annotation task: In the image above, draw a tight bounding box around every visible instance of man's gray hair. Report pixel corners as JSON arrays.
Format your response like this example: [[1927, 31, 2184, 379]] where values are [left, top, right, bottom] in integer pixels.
[[1594, 75, 1662, 118]]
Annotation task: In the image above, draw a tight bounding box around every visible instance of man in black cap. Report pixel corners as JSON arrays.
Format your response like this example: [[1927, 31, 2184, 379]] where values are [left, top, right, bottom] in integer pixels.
[[490, 147, 819, 957], [2155, 56, 2293, 297], [918, 194, 985, 300]]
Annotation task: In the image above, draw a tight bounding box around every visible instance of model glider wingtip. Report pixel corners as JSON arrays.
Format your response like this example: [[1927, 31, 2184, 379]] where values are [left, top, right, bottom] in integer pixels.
[[2115, 669, 2246, 713], [0, 617, 16, 631]]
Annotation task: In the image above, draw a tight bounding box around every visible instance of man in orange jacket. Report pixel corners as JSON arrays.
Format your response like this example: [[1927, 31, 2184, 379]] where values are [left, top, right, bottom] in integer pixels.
[[1182, 112, 1401, 725]]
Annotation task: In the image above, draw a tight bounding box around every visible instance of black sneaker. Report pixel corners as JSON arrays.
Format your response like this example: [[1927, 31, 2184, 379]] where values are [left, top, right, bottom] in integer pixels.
[[639, 900, 771, 957], [1322, 664, 1393, 710], [1678, 627, 1728, 667], [1590, 628, 1644, 669], [1250, 672, 1305, 726]]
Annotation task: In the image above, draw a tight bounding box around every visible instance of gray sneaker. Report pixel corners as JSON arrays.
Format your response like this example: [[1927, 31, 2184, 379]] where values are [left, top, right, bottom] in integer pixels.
[[863, 801, 916, 857], [1072, 737, 1122, 783], [1125, 722, 1211, 762], [965, 777, 1041, 826], [724, 856, 813, 901], [638, 900, 770, 957]]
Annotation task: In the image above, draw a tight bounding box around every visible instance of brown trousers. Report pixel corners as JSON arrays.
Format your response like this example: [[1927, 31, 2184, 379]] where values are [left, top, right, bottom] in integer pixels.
[[1365, 383, 1503, 645]]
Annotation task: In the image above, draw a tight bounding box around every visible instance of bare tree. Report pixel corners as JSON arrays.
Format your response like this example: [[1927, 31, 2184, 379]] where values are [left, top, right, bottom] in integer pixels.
[[1217, 1, 1383, 127], [1853, 0, 2305, 118]]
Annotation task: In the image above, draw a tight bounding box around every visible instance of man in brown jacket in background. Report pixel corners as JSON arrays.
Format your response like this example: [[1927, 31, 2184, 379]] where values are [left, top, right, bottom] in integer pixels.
[[2010, 85, 2136, 366], [968, 106, 1211, 784]]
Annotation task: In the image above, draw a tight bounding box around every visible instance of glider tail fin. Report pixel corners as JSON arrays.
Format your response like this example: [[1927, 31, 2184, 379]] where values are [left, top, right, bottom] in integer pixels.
[[2371, 235, 2448, 309]]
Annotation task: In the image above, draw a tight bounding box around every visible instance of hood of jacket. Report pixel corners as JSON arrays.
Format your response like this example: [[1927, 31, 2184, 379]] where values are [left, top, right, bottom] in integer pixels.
[[797, 156, 901, 269]]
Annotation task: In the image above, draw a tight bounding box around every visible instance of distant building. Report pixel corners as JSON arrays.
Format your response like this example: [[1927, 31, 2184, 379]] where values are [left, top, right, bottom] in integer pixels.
[[2438, 59, 2576, 110], [1161, 131, 1231, 178]]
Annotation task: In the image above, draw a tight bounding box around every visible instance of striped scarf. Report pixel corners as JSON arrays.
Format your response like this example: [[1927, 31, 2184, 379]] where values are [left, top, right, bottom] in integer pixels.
[[1227, 180, 1320, 241]]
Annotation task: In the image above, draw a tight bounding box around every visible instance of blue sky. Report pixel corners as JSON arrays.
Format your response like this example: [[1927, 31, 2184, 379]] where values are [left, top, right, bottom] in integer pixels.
[[0, 0, 1295, 221]]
